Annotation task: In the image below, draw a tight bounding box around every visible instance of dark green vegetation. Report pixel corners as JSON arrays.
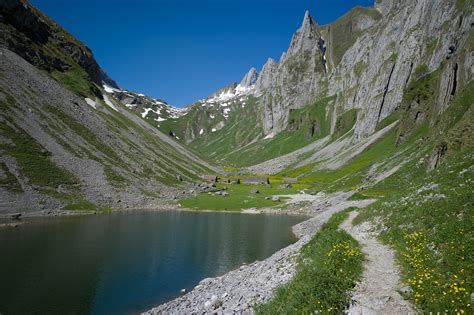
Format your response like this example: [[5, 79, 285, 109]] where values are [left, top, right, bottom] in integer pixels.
[[0, 119, 77, 189], [0, 0, 103, 97], [256, 210, 364, 314], [0, 161, 22, 192], [332, 108, 357, 140]]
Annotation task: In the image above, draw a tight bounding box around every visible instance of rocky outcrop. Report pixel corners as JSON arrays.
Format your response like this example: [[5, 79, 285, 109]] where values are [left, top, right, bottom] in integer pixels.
[[255, 10, 327, 134], [255, 58, 277, 93], [239, 67, 258, 88], [0, 0, 118, 88]]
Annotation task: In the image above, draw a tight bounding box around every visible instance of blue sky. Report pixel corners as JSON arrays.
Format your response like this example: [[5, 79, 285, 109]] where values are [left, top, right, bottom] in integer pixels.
[[30, 0, 374, 106]]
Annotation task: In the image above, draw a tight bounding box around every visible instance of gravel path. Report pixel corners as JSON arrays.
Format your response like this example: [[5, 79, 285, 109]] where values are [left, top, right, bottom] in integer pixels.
[[144, 194, 376, 314], [340, 211, 414, 315]]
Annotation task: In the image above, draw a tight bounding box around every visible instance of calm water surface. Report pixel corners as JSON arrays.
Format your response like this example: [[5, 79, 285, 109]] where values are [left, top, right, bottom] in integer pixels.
[[0, 210, 304, 314]]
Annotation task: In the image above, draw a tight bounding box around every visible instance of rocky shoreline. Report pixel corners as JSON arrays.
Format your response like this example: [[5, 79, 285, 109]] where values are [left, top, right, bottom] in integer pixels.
[[144, 192, 376, 314]]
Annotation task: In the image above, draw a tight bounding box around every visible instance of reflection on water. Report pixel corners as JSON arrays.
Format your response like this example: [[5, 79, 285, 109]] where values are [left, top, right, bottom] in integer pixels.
[[0, 210, 304, 315]]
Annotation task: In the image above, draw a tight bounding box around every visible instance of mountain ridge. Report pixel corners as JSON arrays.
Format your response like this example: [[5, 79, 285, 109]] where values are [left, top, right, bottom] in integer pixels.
[[136, 0, 472, 170], [0, 0, 219, 213]]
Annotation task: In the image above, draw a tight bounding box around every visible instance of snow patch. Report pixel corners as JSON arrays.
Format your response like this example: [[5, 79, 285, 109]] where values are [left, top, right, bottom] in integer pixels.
[[85, 98, 97, 109], [103, 94, 118, 111], [223, 108, 231, 119], [141, 108, 153, 118], [102, 84, 120, 94], [203, 83, 255, 107], [155, 116, 167, 122], [264, 132, 275, 140], [199, 129, 204, 135], [211, 121, 225, 132]]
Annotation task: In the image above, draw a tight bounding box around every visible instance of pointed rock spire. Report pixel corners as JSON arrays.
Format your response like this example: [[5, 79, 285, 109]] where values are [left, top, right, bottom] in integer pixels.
[[239, 67, 258, 88], [302, 10, 314, 28], [287, 10, 319, 56], [256, 58, 278, 92]]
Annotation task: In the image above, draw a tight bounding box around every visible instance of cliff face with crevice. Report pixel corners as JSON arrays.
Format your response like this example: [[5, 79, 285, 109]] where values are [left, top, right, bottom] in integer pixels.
[[254, 0, 473, 143]]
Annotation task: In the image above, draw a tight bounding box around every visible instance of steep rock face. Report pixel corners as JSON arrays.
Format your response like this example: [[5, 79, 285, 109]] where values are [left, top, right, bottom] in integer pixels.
[[330, 0, 473, 141], [239, 67, 258, 88], [255, 58, 278, 92], [256, 11, 328, 134], [255, 0, 473, 144]]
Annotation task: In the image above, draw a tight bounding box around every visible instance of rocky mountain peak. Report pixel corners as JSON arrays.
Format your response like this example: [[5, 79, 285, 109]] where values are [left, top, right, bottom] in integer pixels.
[[287, 10, 319, 56], [255, 58, 278, 92], [302, 10, 314, 28], [208, 82, 238, 99], [239, 67, 258, 88]]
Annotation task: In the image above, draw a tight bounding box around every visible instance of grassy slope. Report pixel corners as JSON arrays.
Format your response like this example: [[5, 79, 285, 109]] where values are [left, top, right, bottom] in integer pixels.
[[354, 151, 473, 313], [256, 210, 364, 314], [188, 96, 263, 162], [351, 80, 474, 313], [220, 96, 336, 167], [156, 94, 337, 168], [278, 124, 421, 192], [1, 65, 214, 210], [0, 92, 77, 189]]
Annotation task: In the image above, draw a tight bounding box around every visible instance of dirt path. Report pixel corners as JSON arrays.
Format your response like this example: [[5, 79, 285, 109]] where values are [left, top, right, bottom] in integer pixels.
[[341, 211, 414, 314]]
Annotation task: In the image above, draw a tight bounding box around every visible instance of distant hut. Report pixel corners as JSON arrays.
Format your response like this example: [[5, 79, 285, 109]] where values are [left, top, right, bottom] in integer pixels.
[[283, 177, 298, 184], [222, 178, 240, 184], [243, 176, 269, 185], [201, 175, 218, 183]]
